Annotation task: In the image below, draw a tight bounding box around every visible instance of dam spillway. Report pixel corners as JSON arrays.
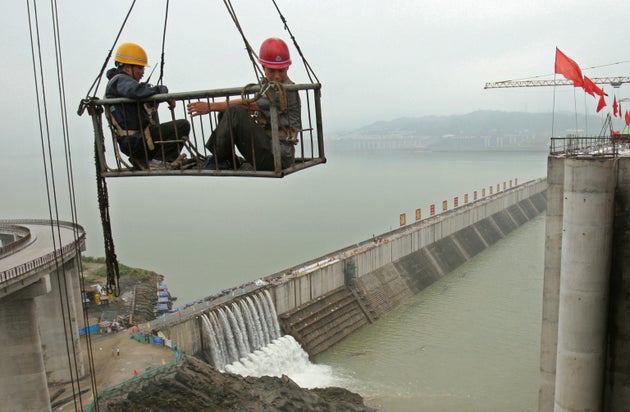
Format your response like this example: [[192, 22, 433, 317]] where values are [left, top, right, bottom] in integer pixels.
[[157, 177, 547, 363], [200, 290, 282, 371], [276, 179, 546, 356]]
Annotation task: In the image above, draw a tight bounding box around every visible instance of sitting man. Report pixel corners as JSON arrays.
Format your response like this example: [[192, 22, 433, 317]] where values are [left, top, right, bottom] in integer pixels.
[[187, 37, 301, 171], [105, 42, 190, 169]]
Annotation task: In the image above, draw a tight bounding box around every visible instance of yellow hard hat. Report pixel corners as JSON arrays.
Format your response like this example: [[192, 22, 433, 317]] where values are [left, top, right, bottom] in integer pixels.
[[115, 42, 149, 67]]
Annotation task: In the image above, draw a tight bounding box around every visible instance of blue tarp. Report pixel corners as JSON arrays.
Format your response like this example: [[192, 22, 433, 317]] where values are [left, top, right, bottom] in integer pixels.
[[79, 324, 99, 335], [155, 303, 169, 311], [158, 291, 169, 297], [158, 284, 168, 290], [157, 296, 169, 303], [151, 336, 164, 345]]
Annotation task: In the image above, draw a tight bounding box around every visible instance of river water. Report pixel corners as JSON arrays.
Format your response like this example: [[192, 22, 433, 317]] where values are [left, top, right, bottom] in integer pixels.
[[82, 149, 548, 306], [317, 213, 545, 411], [3, 147, 548, 410], [2, 148, 547, 308]]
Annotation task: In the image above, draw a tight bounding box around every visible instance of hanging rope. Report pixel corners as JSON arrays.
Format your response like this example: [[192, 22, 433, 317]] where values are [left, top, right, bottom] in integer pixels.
[[222, 0, 265, 82], [222, 0, 319, 84], [82, 0, 137, 101], [27, 0, 98, 409], [270, 0, 319, 84], [95, 139, 121, 297], [157, 0, 170, 86]]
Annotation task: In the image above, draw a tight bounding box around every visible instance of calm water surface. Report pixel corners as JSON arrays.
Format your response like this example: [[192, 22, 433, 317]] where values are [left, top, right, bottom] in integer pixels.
[[3, 148, 547, 410], [2, 149, 548, 304], [100, 149, 548, 304]]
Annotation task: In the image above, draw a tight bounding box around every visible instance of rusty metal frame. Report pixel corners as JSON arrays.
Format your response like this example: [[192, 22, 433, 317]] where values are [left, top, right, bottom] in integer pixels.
[[86, 83, 326, 178]]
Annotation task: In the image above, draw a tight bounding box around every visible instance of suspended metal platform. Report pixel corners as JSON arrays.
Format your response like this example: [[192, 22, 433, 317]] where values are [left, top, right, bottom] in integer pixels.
[[83, 82, 325, 178]]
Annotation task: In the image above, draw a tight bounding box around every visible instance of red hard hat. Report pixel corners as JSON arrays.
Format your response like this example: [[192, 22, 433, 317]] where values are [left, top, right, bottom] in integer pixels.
[[258, 38, 292, 69]]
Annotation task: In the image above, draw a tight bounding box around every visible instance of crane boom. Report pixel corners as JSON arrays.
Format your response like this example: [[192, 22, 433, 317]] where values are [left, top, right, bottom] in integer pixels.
[[484, 76, 630, 89]]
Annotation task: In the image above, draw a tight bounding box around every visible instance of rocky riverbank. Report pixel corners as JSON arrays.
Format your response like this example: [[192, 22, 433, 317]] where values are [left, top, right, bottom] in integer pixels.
[[96, 354, 376, 411], [79, 259, 376, 411], [82, 258, 171, 327]]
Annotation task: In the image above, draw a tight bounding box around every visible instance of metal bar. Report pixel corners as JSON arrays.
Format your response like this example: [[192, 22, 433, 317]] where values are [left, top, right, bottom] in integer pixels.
[[269, 103, 282, 174], [314, 87, 325, 160], [93, 83, 321, 104], [549, 137, 618, 157], [97, 157, 326, 178], [88, 82, 325, 178], [89, 108, 108, 175], [484, 77, 630, 89]]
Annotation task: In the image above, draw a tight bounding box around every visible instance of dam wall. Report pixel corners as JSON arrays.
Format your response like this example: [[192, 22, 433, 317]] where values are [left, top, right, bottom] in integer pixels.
[[158, 179, 547, 360], [273, 179, 546, 313], [273, 179, 546, 355]]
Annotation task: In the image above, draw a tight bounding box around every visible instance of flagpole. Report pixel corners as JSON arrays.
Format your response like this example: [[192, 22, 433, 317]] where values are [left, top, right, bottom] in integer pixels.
[[552, 72, 557, 138]]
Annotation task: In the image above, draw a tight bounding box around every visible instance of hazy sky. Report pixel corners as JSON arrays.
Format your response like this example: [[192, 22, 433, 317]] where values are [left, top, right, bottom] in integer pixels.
[[2, 0, 630, 200], [2, 0, 627, 297], [3, 0, 629, 137]]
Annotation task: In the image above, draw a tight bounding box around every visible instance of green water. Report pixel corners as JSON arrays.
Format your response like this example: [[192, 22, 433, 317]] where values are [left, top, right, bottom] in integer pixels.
[[317, 214, 545, 411]]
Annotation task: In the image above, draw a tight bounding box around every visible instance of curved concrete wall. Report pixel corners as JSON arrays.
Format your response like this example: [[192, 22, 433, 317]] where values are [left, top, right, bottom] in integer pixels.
[[271, 180, 547, 356], [273, 179, 546, 316]]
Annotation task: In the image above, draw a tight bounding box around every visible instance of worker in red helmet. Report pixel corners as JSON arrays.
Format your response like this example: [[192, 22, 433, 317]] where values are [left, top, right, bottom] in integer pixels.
[[187, 37, 301, 171]]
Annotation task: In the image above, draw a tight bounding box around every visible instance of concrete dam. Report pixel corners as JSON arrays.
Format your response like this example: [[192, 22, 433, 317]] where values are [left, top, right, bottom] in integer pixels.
[[158, 178, 547, 362]]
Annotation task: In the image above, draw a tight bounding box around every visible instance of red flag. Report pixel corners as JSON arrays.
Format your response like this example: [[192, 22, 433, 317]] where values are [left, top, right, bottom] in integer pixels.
[[555, 47, 584, 87], [583, 76, 606, 97], [625, 110, 630, 126], [596, 95, 606, 112], [613, 95, 619, 117]]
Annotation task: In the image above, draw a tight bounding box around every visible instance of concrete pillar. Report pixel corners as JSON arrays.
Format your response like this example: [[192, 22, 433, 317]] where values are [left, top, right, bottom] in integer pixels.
[[605, 157, 630, 410], [0, 276, 52, 412], [66, 258, 86, 376], [539, 156, 565, 411], [0, 233, 16, 246], [71, 259, 88, 330], [35, 257, 85, 383], [554, 157, 616, 412]]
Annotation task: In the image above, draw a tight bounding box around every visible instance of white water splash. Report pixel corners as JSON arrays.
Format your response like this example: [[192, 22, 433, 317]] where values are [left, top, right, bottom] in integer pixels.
[[225, 335, 336, 389]]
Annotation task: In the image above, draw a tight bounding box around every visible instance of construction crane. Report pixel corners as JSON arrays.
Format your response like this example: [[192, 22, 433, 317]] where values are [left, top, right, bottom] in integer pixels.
[[484, 77, 630, 89]]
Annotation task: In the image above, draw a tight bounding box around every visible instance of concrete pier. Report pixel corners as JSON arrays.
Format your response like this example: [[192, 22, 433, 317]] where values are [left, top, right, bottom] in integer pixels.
[[537, 153, 630, 412], [0, 220, 86, 412], [607, 159, 630, 409], [538, 156, 565, 411], [554, 158, 616, 411], [35, 259, 85, 383], [0, 276, 53, 412]]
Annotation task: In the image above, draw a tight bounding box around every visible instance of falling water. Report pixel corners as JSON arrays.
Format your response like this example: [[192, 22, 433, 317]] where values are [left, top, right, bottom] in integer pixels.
[[252, 295, 271, 345], [200, 290, 337, 388], [201, 290, 282, 371], [217, 308, 239, 363]]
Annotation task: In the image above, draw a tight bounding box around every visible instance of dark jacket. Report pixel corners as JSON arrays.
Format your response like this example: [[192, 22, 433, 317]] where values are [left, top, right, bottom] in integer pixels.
[[105, 67, 168, 132]]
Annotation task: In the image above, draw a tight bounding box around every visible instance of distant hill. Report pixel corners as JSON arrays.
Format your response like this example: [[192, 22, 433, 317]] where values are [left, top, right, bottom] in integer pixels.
[[328, 110, 606, 151]]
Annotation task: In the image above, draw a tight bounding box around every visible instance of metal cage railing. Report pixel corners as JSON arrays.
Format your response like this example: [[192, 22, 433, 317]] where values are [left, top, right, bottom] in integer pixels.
[[549, 136, 620, 157], [83, 83, 326, 178]]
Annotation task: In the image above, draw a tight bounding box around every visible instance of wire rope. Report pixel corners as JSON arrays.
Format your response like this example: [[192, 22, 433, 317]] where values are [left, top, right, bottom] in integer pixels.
[[83, 0, 137, 99], [222, 0, 265, 81], [49, 0, 101, 407], [157, 0, 170, 86], [270, 0, 319, 84], [27, 0, 100, 409], [27, 0, 84, 409]]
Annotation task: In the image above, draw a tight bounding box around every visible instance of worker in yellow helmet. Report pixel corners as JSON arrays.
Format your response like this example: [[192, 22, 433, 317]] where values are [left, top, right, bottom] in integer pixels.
[[105, 42, 189, 170]]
